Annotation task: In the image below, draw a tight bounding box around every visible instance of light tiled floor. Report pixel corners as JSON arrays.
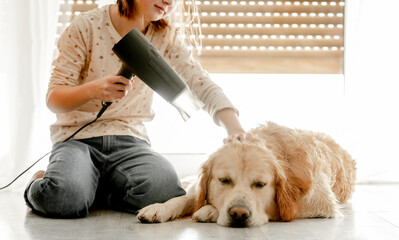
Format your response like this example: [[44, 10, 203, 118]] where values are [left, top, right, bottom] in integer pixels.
[[1, 184, 399, 240]]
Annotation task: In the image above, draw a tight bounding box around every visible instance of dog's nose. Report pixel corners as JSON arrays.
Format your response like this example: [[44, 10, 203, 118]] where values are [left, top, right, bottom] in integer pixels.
[[229, 205, 251, 221]]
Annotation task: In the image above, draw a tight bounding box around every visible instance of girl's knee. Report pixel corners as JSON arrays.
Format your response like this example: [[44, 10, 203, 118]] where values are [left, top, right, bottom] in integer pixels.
[[125, 174, 186, 209], [111, 153, 186, 210], [147, 174, 186, 198], [27, 178, 94, 218]]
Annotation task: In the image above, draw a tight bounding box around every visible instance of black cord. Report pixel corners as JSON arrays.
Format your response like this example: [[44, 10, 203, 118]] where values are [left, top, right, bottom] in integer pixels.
[[0, 102, 111, 190], [0, 151, 51, 190]]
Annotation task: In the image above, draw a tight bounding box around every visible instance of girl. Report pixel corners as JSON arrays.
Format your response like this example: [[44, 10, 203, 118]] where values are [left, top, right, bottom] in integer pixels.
[[24, 0, 245, 218]]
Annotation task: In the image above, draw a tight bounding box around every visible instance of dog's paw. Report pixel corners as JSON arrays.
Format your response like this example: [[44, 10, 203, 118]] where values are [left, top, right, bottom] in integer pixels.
[[137, 203, 173, 223], [193, 205, 219, 223]]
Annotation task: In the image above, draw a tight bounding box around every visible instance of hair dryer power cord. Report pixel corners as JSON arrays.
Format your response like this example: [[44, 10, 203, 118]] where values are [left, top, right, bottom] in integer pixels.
[[0, 102, 111, 190]]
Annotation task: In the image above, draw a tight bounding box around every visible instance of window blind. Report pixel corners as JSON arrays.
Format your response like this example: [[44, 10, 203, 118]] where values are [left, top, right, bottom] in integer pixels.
[[57, 0, 344, 73], [196, 0, 345, 73]]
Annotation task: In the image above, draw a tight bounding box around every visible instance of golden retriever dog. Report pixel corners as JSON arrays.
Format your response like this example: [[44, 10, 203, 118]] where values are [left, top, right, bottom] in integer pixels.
[[137, 122, 356, 227]]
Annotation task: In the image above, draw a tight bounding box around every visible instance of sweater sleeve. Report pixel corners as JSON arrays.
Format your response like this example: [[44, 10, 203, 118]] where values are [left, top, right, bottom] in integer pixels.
[[163, 35, 238, 125], [46, 15, 91, 103]]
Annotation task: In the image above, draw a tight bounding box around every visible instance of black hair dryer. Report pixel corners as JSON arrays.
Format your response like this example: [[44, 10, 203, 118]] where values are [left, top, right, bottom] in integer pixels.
[[110, 27, 204, 121]]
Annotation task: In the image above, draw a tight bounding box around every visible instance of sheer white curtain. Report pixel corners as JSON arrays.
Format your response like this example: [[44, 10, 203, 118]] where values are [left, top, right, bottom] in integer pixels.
[[0, 0, 59, 189], [345, 0, 399, 183]]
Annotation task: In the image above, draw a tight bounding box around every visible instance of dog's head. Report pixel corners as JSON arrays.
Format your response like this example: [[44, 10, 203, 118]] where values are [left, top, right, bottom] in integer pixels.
[[194, 140, 311, 227]]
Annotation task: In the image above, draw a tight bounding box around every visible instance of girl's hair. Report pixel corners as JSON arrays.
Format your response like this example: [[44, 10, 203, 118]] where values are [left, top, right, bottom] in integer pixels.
[[116, 0, 202, 53]]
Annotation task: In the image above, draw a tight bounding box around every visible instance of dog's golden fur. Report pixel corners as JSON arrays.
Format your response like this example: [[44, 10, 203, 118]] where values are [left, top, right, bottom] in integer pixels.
[[138, 122, 356, 227]]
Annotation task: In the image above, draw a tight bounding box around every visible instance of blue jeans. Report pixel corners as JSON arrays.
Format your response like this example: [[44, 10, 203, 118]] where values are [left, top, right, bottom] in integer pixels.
[[24, 135, 186, 218]]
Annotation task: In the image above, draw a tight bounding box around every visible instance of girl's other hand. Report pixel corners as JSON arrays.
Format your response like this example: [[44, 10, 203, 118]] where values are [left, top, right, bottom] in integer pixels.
[[89, 74, 133, 102]]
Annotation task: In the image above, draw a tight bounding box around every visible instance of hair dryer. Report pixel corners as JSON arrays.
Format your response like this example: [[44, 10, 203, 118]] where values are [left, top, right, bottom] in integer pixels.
[[103, 27, 204, 121]]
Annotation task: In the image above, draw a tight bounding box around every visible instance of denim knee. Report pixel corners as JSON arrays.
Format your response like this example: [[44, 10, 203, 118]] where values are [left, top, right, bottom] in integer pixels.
[[124, 172, 186, 210], [26, 177, 95, 218]]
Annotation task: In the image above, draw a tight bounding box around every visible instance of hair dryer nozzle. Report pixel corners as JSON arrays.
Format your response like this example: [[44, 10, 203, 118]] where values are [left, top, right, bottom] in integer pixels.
[[171, 87, 204, 121], [112, 28, 203, 120]]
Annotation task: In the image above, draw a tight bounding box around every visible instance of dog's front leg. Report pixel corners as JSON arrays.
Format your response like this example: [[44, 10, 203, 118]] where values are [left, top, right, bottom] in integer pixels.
[[192, 205, 219, 223], [137, 193, 196, 223]]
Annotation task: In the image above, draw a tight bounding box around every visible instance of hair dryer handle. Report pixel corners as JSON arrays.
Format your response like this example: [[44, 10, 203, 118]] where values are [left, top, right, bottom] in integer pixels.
[[97, 64, 135, 118], [117, 64, 135, 80]]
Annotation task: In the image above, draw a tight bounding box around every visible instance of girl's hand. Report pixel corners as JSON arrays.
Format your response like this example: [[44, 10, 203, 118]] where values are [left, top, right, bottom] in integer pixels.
[[47, 74, 133, 113], [223, 131, 246, 144], [215, 108, 246, 144], [89, 74, 133, 102]]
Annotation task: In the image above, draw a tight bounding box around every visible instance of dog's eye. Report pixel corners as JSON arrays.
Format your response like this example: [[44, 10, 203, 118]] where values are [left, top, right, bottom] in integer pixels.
[[219, 178, 232, 185], [253, 182, 267, 189]]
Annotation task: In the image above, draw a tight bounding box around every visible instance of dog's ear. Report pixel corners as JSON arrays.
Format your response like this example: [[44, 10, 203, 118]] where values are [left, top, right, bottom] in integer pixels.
[[194, 157, 213, 212], [274, 160, 312, 221]]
